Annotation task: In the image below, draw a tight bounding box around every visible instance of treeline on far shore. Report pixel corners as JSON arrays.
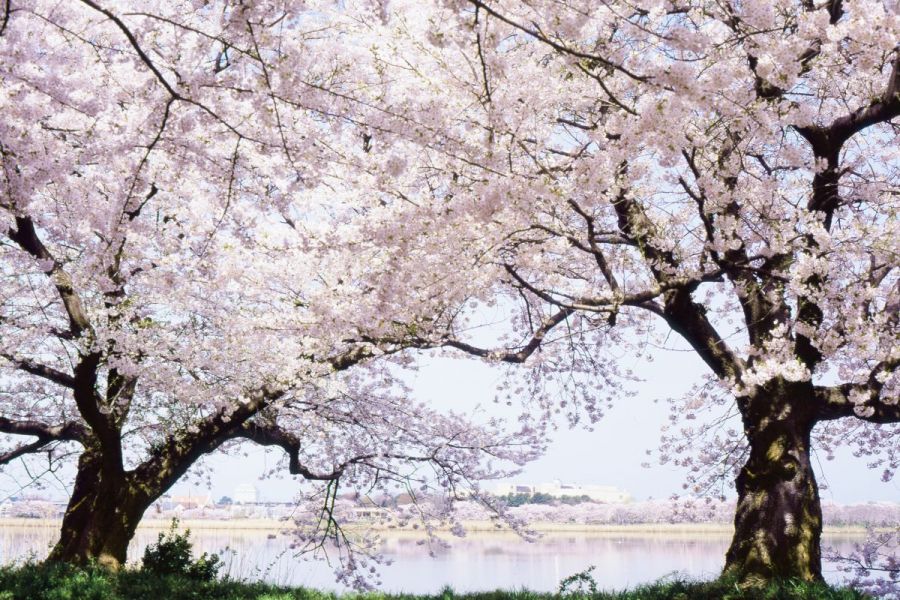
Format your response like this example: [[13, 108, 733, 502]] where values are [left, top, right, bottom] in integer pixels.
[[3, 494, 898, 529], [449, 497, 900, 528]]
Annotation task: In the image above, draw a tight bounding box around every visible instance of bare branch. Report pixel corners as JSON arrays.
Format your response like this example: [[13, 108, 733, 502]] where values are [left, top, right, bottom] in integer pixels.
[[0, 438, 54, 466], [76, 0, 181, 99], [465, 0, 649, 83], [0, 0, 10, 37], [351, 307, 576, 364]]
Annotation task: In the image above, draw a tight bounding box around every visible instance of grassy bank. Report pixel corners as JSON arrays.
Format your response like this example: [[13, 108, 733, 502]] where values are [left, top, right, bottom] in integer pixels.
[[0, 564, 872, 600]]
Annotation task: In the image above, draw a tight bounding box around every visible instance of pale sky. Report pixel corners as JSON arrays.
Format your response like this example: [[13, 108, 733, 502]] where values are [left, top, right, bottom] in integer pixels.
[[166, 346, 899, 506], [3, 332, 897, 506]]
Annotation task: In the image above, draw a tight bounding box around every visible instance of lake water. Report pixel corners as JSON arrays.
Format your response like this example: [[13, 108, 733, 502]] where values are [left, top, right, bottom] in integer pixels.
[[0, 525, 863, 593]]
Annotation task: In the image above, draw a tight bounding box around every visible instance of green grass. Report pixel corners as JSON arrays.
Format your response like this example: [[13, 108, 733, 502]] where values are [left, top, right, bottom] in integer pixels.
[[0, 563, 872, 600]]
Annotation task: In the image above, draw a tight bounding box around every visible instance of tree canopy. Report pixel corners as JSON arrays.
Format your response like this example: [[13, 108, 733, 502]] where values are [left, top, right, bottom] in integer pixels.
[[311, 0, 899, 584], [0, 0, 538, 586]]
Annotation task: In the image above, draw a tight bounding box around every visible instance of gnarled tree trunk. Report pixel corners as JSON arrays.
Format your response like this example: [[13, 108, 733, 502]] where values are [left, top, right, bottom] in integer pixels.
[[723, 382, 823, 583], [45, 450, 151, 569], [43, 413, 256, 568]]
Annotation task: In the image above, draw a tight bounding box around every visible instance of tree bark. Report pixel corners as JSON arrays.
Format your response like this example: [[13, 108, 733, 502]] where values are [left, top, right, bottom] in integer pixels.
[[45, 450, 149, 569], [723, 381, 823, 583], [42, 396, 279, 569]]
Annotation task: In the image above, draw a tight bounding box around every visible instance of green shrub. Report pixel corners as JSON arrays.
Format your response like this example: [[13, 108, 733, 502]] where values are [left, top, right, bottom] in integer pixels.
[[558, 566, 598, 596], [0, 562, 875, 600], [0, 562, 115, 600], [140, 519, 222, 582]]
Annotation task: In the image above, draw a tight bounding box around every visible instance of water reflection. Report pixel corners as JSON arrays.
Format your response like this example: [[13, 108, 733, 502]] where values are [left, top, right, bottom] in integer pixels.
[[0, 525, 862, 593]]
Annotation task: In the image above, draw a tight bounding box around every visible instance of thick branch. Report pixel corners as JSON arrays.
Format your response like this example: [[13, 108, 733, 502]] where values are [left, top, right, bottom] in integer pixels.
[[567, 199, 621, 294], [612, 187, 743, 380], [0, 353, 76, 388], [0, 438, 54, 466], [815, 386, 900, 424], [232, 420, 458, 482], [129, 385, 285, 498], [796, 52, 900, 223], [0, 416, 86, 441], [739, 0, 843, 102], [7, 213, 133, 467], [681, 144, 788, 350], [231, 421, 350, 480], [328, 346, 375, 371], [789, 55, 899, 369], [815, 359, 899, 423], [439, 307, 574, 363], [71, 351, 124, 468], [801, 54, 900, 155], [349, 305, 574, 364], [501, 263, 726, 316], [7, 216, 92, 337]]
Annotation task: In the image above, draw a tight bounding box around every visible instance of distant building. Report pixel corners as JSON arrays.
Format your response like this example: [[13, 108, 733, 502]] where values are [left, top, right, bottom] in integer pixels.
[[493, 480, 631, 503], [169, 494, 213, 510], [0, 496, 68, 518], [233, 483, 259, 504], [350, 506, 390, 520]]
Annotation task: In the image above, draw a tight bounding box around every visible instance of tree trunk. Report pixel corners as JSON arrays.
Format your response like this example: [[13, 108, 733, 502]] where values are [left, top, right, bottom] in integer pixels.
[[723, 382, 823, 583], [45, 450, 149, 569]]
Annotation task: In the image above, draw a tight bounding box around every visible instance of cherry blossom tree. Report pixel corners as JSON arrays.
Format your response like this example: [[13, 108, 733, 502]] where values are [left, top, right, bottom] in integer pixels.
[[2, 0, 897, 589], [0, 0, 539, 577], [317, 0, 900, 585]]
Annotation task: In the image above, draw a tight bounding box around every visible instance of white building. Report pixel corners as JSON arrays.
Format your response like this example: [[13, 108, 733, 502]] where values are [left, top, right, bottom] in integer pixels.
[[494, 480, 631, 503], [233, 483, 259, 504]]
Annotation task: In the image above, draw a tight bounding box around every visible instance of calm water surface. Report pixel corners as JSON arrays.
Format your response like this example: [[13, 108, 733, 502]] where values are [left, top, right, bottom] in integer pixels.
[[0, 526, 861, 593]]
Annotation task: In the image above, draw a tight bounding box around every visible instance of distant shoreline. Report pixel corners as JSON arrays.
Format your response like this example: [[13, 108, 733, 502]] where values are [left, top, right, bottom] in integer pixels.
[[0, 518, 877, 536]]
